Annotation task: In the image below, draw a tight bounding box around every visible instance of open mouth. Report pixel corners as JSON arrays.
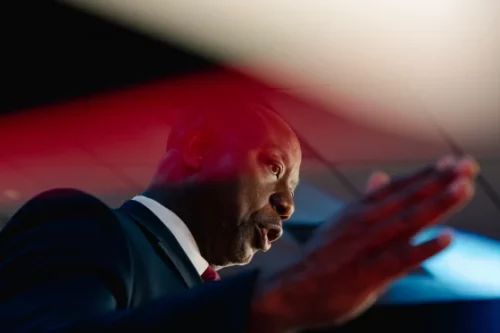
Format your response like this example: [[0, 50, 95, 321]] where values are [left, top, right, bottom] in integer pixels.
[[254, 223, 283, 252]]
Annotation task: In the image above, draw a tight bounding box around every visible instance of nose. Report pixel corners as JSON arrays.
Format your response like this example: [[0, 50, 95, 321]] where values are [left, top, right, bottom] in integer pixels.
[[269, 192, 295, 221]]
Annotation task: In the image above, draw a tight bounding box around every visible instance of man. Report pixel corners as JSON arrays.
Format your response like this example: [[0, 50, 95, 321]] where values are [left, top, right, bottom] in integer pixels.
[[0, 102, 478, 332]]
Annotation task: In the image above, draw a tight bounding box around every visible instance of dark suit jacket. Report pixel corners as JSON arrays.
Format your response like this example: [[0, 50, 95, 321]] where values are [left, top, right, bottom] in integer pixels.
[[0, 189, 258, 332]]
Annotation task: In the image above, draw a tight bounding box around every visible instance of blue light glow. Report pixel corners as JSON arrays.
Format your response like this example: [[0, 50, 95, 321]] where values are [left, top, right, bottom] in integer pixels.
[[413, 226, 500, 298]]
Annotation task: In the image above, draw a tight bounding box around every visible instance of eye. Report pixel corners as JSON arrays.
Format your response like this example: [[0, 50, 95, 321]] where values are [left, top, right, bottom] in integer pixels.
[[269, 163, 282, 177]]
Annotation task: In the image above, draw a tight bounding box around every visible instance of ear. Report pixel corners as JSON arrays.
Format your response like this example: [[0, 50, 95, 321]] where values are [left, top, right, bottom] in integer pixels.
[[181, 132, 206, 170]]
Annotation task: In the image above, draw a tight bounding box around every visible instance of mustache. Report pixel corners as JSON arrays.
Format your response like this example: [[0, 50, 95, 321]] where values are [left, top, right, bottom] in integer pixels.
[[253, 214, 282, 226]]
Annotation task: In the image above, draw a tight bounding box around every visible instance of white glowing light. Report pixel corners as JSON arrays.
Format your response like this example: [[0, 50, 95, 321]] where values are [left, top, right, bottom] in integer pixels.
[[61, 0, 499, 149]]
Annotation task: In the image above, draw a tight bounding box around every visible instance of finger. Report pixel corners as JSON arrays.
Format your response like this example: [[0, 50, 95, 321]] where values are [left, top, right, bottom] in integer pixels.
[[436, 155, 457, 170], [366, 178, 474, 250], [376, 231, 453, 283], [455, 155, 480, 178], [360, 157, 479, 222], [359, 231, 453, 290], [359, 168, 458, 224], [362, 164, 436, 203], [365, 171, 390, 193], [363, 156, 478, 204], [331, 173, 472, 258]]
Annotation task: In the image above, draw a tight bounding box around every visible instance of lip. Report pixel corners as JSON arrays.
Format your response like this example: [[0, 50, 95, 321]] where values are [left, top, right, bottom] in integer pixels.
[[254, 223, 283, 252], [254, 224, 271, 252]]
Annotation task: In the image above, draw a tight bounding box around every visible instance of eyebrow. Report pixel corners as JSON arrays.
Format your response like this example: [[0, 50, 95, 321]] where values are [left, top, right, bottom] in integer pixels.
[[267, 147, 300, 188], [266, 146, 289, 162]]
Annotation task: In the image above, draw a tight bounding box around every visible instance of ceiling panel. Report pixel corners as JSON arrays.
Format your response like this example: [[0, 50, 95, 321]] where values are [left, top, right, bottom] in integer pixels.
[[412, 77, 500, 157], [334, 83, 450, 142], [64, 0, 500, 150], [272, 89, 452, 164]]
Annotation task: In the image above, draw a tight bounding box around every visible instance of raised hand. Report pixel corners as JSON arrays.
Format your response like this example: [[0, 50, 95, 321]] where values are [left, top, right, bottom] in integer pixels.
[[250, 156, 478, 332]]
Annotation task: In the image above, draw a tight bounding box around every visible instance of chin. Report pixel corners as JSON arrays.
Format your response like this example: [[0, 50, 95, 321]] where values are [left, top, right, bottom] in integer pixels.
[[230, 246, 255, 266], [238, 254, 254, 265], [220, 255, 253, 268], [211, 248, 253, 268], [221, 234, 257, 267]]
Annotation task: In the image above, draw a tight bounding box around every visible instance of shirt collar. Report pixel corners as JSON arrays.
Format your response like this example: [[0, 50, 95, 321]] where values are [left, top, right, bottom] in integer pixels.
[[132, 195, 209, 275]]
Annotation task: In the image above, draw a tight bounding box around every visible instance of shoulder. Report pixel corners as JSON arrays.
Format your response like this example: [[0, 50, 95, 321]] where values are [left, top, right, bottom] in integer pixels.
[[13, 188, 112, 218], [1, 188, 122, 243], [0, 189, 133, 307]]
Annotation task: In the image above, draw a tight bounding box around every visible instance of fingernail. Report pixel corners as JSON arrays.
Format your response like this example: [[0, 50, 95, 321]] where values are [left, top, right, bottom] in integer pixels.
[[450, 179, 473, 197], [456, 157, 480, 177], [437, 231, 453, 247], [371, 172, 390, 183]]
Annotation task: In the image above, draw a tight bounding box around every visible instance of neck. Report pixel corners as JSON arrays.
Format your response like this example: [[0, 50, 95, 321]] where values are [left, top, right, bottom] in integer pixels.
[[143, 182, 199, 232], [142, 182, 215, 263]]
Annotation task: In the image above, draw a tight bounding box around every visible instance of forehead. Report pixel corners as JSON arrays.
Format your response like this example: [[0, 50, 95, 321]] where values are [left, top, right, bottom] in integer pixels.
[[210, 105, 302, 163], [257, 108, 300, 145], [246, 109, 302, 168]]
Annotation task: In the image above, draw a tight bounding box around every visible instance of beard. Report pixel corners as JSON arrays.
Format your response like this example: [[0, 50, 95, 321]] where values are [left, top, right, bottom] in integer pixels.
[[211, 219, 256, 267], [223, 208, 281, 266]]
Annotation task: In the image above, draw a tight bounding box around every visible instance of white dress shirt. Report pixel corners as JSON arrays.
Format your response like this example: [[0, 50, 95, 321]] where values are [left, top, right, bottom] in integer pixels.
[[132, 195, 209, 276]]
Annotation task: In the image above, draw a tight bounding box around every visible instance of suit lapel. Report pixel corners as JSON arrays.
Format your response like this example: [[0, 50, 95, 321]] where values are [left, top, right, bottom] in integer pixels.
[[118, 200, 203, 289]]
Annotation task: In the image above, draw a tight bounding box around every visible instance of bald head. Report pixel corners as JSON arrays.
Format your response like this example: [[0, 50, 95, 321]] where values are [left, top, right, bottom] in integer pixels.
[[167, 103, 299, 154], [147, 103, 301, 267]]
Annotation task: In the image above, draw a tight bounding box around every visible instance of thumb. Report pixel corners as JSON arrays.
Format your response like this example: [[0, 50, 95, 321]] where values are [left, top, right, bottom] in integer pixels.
[[365, 171, 390, 193]]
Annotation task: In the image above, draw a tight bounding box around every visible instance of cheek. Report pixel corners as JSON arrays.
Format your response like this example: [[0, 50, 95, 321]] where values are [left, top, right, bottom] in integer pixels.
[[208, 152, 273, 213], [227, 224, 256, 262], [240, 176, 274, 214]]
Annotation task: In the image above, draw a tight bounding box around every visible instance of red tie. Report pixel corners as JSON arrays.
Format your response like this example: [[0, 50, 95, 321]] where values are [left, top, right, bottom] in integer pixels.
[[201, 265, 221, 282]]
